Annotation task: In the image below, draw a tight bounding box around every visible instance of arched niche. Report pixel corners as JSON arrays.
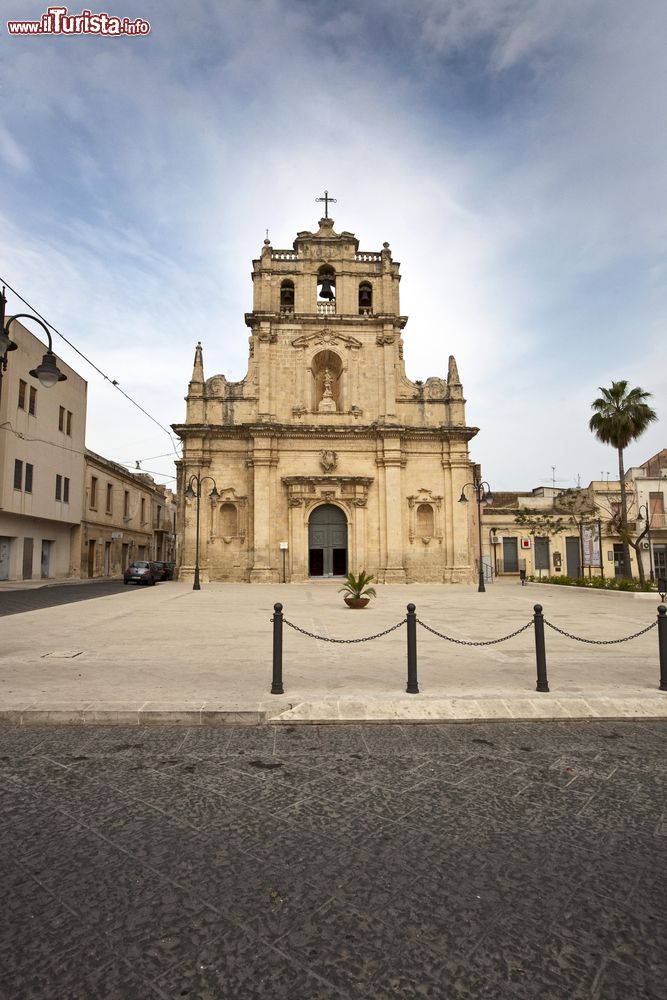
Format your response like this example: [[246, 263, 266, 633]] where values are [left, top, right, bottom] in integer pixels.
[[310, 349, 343, 413], [220, 502, 238, 537], [416, 503, 434, 538]]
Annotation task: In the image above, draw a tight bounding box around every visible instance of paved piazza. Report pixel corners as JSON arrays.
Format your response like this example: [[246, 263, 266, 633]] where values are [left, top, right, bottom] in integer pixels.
[[1, 720, 665, 998]]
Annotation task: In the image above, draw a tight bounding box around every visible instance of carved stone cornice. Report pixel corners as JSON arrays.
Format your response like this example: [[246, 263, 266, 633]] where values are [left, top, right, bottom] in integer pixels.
[[283, 475, 373, 509], [174, 421, 480, 445], [291, 329, 362, 351]]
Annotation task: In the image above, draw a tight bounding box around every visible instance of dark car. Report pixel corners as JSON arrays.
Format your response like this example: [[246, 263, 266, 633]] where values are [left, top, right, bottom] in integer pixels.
[[152, 561, 174, 581], [123, 560, 160, 586]]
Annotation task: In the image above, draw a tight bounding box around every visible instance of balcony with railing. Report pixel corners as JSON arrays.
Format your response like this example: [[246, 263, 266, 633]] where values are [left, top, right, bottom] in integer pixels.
[[317, 301, 336, 315], [642, 512, 667, 530]]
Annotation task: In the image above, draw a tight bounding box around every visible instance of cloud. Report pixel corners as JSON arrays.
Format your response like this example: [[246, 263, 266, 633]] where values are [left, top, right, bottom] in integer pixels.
[[0, 0, 664, 489]]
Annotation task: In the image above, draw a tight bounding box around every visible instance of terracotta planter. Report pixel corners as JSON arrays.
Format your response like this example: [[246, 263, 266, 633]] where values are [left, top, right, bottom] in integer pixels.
[[344, 596, 370, 609]]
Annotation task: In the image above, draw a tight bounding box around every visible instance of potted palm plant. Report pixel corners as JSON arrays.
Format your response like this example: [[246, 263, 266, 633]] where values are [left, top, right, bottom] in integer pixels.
[[339, 570, 377, 609]]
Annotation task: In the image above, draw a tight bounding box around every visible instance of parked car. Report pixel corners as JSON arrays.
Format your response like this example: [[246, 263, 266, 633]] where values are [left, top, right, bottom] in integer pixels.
[[123, 560, 160, 586], [152, 561, 174, 581]]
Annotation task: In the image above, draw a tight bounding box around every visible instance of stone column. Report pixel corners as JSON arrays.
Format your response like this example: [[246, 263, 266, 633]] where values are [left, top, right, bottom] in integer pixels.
[[445, 443, 474, 583], [249, 434, 279, 582], [379, 435, 406, 583], [256, 325, 275, 418], [288, 500, 307, 582]]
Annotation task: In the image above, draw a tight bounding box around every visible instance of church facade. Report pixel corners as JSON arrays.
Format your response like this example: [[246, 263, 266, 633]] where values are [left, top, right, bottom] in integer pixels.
[[173, 213, 479, 584]]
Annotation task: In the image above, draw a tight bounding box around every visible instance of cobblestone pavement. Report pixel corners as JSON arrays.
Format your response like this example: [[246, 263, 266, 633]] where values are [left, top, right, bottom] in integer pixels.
[[0, 581, 157, 617], [1, 721, 665, 999]]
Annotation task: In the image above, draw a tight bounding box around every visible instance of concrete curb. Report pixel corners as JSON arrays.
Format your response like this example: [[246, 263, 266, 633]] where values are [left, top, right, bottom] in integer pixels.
[[0, 708, 276, 726], [524, 581, 663, 601], [2, 695, 666, 726]]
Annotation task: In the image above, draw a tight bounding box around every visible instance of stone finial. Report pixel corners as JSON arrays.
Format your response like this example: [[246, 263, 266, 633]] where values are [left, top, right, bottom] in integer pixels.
[[191, 341, 204, 384], [316, 217, 336, 236], [447, 355, 461, 385]]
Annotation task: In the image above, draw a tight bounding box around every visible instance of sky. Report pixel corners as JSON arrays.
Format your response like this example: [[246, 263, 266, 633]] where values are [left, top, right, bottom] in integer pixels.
[[1, 0, 665, 491]]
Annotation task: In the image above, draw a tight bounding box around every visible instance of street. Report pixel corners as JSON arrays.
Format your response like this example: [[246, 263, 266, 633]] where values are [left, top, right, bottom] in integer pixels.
[[0, 580, 168, 618], [1, 720, 665, 998]]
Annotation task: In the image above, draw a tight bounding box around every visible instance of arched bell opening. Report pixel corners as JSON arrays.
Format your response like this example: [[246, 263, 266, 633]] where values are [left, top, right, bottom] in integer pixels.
[[280, 279, 295, 312], [317, 265, 336, 302], [359, 281, 373, 314], [310, 349, 343, 413], [308, 503, 348, 578]]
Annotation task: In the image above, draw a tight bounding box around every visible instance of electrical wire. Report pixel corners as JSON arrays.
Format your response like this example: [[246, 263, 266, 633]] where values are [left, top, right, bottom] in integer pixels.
[[1, 278, 182, 456], [0, 422, 175, 481]]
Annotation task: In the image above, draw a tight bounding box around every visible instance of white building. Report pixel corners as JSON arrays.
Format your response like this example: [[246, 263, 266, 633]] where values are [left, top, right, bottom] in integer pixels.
[[0, 317, 87, 581], [627, 449, 667, 584]]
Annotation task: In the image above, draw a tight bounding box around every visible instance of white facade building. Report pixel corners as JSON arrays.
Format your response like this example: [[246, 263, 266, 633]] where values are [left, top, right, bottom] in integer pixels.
[[0, 318, 87, 581]]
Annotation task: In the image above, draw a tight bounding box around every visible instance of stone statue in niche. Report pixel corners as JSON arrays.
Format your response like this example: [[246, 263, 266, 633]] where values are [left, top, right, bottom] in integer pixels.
[[318, 367, 337, 413], [320, 450, 337, 472]]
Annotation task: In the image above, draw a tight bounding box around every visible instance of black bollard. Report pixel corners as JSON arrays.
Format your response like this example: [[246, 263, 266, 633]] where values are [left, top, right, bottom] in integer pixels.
[[533, 603, 549, 692], [406, 603, 419, 694], [658, 605, 667, 692], [271, 602, 284, 695]]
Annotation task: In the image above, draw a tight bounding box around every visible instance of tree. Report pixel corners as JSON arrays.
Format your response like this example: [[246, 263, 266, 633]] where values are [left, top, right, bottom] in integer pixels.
[[556, 488, 598, 575], [589, 381, 657, 579], [596, 489, 651, 587]]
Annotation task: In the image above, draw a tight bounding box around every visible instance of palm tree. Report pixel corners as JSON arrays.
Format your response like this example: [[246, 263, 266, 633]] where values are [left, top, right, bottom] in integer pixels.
[[589, 381, 657, 579]]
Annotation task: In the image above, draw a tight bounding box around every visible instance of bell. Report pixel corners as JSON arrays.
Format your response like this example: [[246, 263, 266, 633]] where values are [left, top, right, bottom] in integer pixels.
[[319, 277, 335, 300], [359, 286, 372, 307], [280, 285, 294, 306]]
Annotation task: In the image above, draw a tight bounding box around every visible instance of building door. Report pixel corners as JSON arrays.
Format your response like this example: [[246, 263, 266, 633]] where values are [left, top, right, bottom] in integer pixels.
[[104, 541, 111, 576], [535, 537, 550, 576], [565, 536, 581, 577], [122, 543, 129, 571], [654, 545, 667, 588], [613, 543, 625, 578], [40, 540, 52, 579], [308, 504, 347, 577], [87, 539, 96, 578], [502, 537, 518, 573], [0, 538, 11, 581], [22, 538, 34, 580]]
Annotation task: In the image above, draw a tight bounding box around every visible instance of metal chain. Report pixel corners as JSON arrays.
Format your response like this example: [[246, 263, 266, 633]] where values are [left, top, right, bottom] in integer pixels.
[[544, 619, 657, 645], [415, 618, 533, 646], [282, 617, 406, 644]]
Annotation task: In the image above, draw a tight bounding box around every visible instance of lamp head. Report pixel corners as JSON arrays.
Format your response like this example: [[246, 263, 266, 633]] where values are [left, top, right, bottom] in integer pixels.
[[209, 486, 220, 500], [29, 351, 66, 388], [185, 483, 196, 500], [0, 327, 17, 361], [458, 491, 468, 503]]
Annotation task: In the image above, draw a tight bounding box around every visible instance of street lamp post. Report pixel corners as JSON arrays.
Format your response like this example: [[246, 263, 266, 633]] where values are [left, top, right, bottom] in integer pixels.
[[0, 290, 67, 387], [459, 479, 493, 593], [184, 473, 219, 591], [637, 503, 654, 583]]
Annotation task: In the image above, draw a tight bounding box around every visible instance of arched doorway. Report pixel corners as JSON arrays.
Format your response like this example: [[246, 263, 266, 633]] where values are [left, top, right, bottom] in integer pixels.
[[308, 504, 347, 577]]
